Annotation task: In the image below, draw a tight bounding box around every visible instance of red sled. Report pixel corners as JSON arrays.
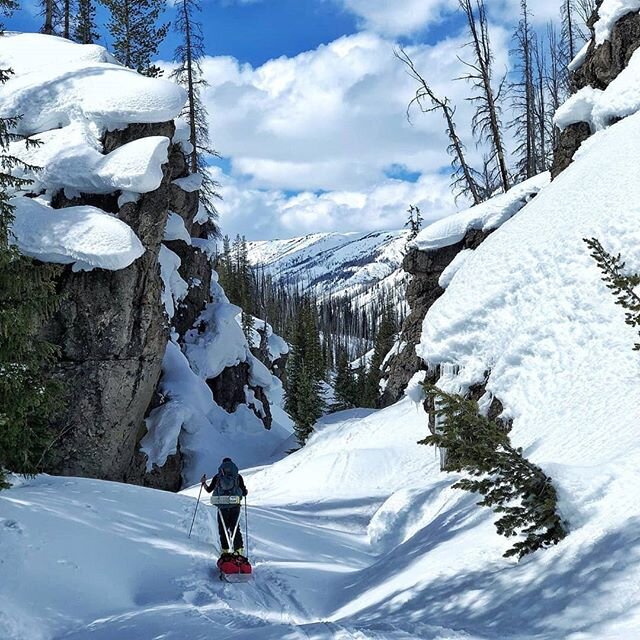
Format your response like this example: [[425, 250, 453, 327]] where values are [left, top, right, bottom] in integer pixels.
[[217, 554, 252, 583]]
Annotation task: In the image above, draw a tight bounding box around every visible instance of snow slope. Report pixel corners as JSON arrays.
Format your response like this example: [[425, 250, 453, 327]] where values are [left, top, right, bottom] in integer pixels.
[[3, 396, 639, 639]]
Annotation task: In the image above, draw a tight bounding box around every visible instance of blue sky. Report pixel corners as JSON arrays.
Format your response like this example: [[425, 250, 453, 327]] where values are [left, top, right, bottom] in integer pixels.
[[5, 0, 566, 240]]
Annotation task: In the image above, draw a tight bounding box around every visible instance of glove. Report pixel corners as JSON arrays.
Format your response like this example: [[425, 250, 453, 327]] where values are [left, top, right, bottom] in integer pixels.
[[200, 474, 207, 485]]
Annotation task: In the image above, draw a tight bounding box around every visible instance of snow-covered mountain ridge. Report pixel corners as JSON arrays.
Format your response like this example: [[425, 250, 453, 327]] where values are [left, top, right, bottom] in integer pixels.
[[248, 229, 410, 303]]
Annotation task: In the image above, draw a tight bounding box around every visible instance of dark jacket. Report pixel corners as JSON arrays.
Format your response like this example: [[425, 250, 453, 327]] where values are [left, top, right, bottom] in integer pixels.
[[204, 473, 248, 496]]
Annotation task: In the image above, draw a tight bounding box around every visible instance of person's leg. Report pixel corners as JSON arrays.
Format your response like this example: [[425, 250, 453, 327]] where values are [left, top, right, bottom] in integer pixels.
[[217, 509, 230, 552], [229, 505, 244, 551]]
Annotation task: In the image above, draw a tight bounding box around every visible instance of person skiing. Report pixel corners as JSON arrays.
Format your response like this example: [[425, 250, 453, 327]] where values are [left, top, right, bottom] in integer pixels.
[[201, 457, 248, 556]]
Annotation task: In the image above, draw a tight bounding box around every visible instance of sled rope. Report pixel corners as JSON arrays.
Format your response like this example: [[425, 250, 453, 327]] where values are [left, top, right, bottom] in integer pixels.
[[217, 508, 242, 551]]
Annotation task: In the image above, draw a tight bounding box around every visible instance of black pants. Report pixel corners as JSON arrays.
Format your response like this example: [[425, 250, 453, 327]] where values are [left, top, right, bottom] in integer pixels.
[[217, 506, 243, 551]]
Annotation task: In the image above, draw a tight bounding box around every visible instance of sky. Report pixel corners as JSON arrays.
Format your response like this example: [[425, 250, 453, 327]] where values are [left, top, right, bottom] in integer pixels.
[[9, 0, 567, 240]]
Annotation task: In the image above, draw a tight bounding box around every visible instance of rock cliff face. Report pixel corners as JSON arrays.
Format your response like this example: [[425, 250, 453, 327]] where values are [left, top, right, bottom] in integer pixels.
[[380, 230, 489, 407], [43, 119, 275, 488], [44, 122, 178, 481], [552, 2, 640, 177]]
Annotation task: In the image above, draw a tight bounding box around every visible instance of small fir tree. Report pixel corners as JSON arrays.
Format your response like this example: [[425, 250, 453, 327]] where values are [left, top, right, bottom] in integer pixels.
[[332, 348, 356, 411], [585, 237, 640, 350], [365, 305, 397, 407], [102, 0, 169, 76], [172, 0, 221, 235], [421, 386, 567, 559], [0, 71, 62, 489], [404, 204, 423, 241], [285, 301, 324, 445]]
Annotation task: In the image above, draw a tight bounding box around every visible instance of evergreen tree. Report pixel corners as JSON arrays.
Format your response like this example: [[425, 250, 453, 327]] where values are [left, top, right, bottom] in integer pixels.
[[365, 305, 397, 407], [102, 0, 169, 76], [332, 348, 356, 411], [0, 68, 62, 489], [421, 386, 567, 559], [74, 0, 98, 44], [41, 0, 63, 35], [585, 238, 640, 350], [172, 0, 221, 236], [404, 204, 423, 241], [285, 301, 324, 445]]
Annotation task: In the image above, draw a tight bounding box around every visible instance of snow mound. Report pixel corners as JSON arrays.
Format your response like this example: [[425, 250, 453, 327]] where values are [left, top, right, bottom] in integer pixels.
[[9, 197, 144, 271], [556, 47, 640, 131], [142, 340, 291, 483], [0, 32, 117, 72], [412, 173, 549, 251], [10, 125, 170, 196], [594, 0, 640, 45], [438, 248, 473, 288], [164, 211, 191, 243], [0, 37, 186, 136]]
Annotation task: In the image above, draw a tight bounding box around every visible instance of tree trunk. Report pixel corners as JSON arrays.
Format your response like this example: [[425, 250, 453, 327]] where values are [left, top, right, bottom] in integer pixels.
[[183, 0, 198, 173]]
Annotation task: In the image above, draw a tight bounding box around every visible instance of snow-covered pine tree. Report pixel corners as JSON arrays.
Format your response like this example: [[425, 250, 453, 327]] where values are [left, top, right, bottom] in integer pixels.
[[457, 0, 510, 193], [0, 68, 62, 489], [74, 0, 98, 44], [102, 0, 169, 76], [172, 0, 221, 235], [585, 238, 640, 350], [396, 47, 483, 205], [421, 386, 567, 559]]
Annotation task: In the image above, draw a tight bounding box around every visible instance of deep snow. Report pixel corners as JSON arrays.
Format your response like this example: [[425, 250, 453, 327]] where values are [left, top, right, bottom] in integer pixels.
[[2, 398, 640, 639]]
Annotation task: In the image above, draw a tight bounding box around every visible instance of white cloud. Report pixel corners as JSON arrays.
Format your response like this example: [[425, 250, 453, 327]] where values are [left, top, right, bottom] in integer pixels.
[[201, 30, 512, 193], [337, 0, 458, 37], [337, 0, 564, 37], [212, 166, 457, 240], [192, 1, 560, 240]]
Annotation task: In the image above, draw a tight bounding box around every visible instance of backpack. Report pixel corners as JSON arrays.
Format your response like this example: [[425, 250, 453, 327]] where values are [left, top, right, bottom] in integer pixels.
[[214, 459, 243, 499]]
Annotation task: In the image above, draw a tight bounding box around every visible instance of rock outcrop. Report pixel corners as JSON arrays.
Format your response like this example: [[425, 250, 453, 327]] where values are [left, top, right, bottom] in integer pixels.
[[44, 122, 177, 481], [553, 2, 640, 176], [43, 123, 276, 488], [381, 230, 489, 406]]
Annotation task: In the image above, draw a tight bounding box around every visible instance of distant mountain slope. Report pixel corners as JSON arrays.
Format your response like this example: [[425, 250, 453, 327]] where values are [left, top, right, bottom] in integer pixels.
[[248, 230, 411, 304]]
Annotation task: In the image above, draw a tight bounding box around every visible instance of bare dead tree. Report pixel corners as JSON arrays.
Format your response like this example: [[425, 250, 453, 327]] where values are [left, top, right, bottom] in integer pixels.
[[561, 0, 578, 61], [510, 0, 537, 180], [545, 22, 565, 154], [532, 32, 548, 171], [396, 47, 483, 205], [575, 0, 597, 28], [457, 0, 510, 193]]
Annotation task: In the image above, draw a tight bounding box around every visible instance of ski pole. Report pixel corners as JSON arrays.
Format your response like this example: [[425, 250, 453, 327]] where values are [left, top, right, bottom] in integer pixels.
[[188, 482, 204, 538], [244, 497, 249, 559]]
